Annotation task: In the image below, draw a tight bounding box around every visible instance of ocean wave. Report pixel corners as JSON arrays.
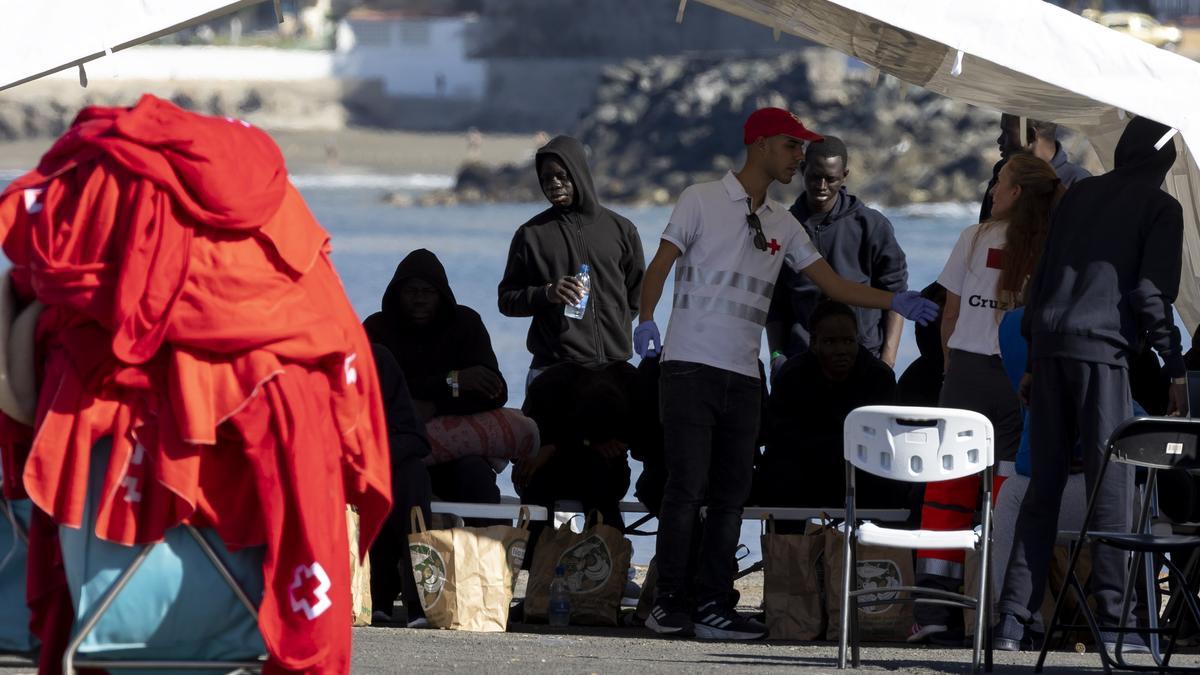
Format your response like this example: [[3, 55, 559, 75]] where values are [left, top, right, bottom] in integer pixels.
[[289, 172, 453, 191], [888, 201, 978, 218]]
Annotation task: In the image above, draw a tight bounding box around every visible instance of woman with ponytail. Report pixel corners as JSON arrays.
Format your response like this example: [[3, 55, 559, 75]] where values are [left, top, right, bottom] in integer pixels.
[[909, 152, 1064, 644]]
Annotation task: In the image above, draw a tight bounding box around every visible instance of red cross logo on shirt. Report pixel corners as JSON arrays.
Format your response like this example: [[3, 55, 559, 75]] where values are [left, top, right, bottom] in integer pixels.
[[289, 562, 332, 621], [767, 238, 781, 255]]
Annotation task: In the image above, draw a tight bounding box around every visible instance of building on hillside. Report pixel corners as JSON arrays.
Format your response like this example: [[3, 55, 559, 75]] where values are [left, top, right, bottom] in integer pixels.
[[333, 9, 484, 99]]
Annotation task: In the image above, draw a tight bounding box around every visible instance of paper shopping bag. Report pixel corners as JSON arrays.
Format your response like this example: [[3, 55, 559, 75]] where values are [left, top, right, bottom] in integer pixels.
[[408, 507, 517, 632], [525, 512, 632, 626], [824, 527, 914, 641], [762, 517, 826, 640]]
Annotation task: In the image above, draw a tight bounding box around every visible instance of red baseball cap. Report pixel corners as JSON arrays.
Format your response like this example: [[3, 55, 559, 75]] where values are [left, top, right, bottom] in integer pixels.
[[743, 107, 823, 145]]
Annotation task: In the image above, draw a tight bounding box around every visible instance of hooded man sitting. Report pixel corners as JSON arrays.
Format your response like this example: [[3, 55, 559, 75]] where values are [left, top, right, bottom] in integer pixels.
[[364, 249, 539, 506]]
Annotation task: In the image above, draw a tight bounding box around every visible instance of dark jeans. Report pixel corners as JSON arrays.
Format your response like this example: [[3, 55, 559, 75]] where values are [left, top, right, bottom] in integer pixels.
[[369, 455, 433, 617], [655, 360, 760, 610], [998, 357, 1133, 627]]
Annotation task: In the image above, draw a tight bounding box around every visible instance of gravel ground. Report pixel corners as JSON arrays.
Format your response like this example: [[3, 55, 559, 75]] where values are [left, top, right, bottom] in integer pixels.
[[350, 624, 1154, 674]]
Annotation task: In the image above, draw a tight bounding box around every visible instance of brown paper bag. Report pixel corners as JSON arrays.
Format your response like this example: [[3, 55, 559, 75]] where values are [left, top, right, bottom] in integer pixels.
[[480, 507, 531, 592], [824, 527, 914, 641], [347, 506, 372, 626], [525, 512, 632, 626], [407, 506, 518, 632], [762, 517, 825, 640]]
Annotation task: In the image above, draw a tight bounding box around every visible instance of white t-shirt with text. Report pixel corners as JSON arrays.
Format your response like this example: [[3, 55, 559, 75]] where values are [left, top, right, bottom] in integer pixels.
[[938, 222, 1011, 356]]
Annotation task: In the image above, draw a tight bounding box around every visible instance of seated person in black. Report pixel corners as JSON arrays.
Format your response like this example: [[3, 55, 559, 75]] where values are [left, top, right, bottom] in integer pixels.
[[753, 300, 904, 509], [368, 344, 433, 625], [516, 361, 637, 529], [364, 249, 538, 508]]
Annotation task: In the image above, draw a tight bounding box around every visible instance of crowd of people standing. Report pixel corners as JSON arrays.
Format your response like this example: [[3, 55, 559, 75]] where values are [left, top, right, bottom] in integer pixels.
[[365, 105, 1189, 651]]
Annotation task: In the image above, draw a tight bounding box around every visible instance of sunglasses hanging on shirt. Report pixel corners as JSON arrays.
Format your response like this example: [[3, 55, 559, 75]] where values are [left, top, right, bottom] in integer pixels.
[[745, 198, 768, 252]]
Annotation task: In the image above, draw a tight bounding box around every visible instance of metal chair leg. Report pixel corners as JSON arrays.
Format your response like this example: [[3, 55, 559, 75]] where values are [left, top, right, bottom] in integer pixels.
[[838, 517, 853, 669], [64, 543, 156, 675]]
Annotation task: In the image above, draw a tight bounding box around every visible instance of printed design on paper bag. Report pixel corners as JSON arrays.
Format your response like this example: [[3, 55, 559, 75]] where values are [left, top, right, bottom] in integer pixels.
[[856, 559, 903, 614], [410, 543, 447, 608], [289, 562, 332, 620], [557, 535, 612, 594], [506, 539, 526, 573]]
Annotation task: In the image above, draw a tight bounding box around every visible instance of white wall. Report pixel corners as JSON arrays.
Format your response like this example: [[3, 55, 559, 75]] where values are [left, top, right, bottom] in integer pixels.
[[45, 45, 334, 81], [334, 16, 484, 100]]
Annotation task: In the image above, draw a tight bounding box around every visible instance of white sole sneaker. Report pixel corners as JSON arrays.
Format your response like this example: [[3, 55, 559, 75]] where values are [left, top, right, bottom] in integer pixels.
[[646, 610, 694, 637], [907, 623, 949, 643], [693, 623, 766, 640]]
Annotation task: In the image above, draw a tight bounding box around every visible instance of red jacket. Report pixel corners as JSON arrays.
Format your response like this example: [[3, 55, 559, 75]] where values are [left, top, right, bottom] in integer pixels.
[[0, 95, 390, 674]]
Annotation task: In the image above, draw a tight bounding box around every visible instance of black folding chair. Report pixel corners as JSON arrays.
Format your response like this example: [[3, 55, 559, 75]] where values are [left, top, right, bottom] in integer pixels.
[[1037, 416, 1200, 673]]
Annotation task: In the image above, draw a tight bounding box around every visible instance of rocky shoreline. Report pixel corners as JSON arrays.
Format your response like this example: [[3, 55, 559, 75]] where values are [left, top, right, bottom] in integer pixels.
[[418, 50, 1096, 209]]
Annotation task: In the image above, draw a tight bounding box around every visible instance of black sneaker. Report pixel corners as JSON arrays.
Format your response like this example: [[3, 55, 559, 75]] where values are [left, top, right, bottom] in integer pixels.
[[646, 604, 695, 637], [993, 613, 1027, 652], [693, 601, 767, 640], [1100, 630, 1151, 656]]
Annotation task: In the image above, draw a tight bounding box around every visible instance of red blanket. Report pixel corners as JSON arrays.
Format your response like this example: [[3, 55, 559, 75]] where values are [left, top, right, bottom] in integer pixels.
[[0, 95, 391, 674]]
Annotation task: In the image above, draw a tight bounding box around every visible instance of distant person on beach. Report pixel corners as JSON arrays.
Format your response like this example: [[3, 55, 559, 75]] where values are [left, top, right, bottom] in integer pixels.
[[466, 127, 482, 161], [910, 152, 1063, 646], [766, 135, 908, 372], [980, 114, 1090, 222], [498, 135, 645, 382], [753, 301, 902, 512], [994, 117, 1186, 654], [365, 249, 540, 508], [635, 107, 938, 640]]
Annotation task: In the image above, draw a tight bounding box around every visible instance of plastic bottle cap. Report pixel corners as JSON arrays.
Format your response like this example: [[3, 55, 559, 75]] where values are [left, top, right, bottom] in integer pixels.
[[579, 264, 589, 273]]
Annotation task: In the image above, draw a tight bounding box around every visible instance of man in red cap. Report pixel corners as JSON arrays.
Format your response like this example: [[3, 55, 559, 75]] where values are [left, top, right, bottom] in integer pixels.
[[635, 108, 938, 639]]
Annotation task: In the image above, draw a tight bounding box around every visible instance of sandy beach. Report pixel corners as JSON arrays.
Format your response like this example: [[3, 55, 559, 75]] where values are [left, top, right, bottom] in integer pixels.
[[0, 128, 537, 176]]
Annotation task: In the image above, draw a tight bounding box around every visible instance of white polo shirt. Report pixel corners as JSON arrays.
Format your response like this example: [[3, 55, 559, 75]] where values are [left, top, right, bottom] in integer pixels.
[[661, 171, 822, 378]]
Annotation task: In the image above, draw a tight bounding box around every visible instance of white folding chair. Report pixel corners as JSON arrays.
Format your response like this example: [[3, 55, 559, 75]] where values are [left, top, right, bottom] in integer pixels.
[[838, 405, 995, 673]]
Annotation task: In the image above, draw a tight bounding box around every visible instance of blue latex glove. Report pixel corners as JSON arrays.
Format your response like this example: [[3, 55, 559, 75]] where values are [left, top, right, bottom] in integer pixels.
[[891, 290, 939, 326], [633, 320, 661, 358]]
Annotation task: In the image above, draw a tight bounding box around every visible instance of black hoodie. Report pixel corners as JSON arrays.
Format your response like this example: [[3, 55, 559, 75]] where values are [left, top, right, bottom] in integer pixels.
[[497, 136, 645, 368], [1023, 117, 1186, 377], [768, 188, 907, 357], [364, 249, 507, 415]]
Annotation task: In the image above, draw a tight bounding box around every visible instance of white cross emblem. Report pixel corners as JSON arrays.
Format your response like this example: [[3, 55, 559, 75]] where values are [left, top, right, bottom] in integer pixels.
[[289, 562, 332, 620], [23, 188, 43, 214]]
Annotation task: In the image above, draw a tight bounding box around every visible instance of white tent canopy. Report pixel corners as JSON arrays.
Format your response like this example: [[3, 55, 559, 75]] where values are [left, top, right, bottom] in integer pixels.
[[0, 0, 268, 92], [699, 0, 1200, 331]]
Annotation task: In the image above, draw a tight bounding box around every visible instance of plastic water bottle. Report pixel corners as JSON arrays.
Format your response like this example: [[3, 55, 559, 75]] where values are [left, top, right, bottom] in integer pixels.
[[548, 564, 571, 626], [563, 264, 591, 319]]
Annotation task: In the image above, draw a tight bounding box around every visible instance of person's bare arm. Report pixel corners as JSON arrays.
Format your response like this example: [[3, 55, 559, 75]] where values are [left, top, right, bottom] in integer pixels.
[[639, 240, 682, 323], [880, 311, 904, 368], [941, 292, 962, 372], [801, 258, 894, 310]]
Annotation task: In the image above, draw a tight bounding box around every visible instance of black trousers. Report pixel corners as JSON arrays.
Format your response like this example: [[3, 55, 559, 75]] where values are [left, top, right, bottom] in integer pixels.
[[369, 455, 433, 617], [998, 357, 1133, 627], [655, 360, 760, 611]]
